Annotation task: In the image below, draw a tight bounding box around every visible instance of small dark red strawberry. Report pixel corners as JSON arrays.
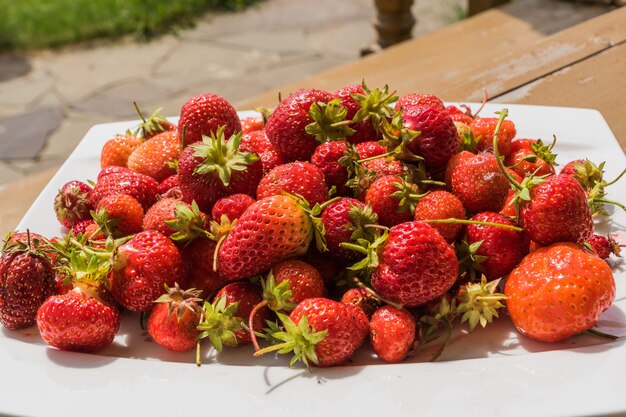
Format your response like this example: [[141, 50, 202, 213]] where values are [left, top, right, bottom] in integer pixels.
[[311, 141, 350, 196], [54, 180, 94, 230], [587, 234, 621, 259], [158, 174, 180, 197], [355, 141, 387, 159], [178, 93, 241, 144], [270, 260, 326, 305], [414, 190, 466, 243], [256, 161, 328, 206], [340, 287, 379, 318], [369, 305, 416, 363], [240, 116, 264, 134], [321, 198, 378, 260], [91, 168, 159, 210], [365, 175, 420, 227], [211, 194, 256, 222]]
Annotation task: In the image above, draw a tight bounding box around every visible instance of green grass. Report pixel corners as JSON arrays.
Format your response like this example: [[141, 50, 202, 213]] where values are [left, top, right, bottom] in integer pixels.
[[0, 0, 258, 52]]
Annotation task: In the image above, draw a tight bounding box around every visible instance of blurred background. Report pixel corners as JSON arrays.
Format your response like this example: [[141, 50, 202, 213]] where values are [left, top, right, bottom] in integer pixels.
[[0, 0, 621, 187]]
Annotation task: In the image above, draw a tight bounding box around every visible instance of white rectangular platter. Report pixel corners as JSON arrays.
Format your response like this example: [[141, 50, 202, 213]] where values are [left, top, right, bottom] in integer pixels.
[[3, 103, 626, 417]]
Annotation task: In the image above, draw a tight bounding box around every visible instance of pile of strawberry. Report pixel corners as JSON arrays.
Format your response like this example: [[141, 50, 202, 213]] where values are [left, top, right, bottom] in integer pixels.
[[1, 83, 624, 367]]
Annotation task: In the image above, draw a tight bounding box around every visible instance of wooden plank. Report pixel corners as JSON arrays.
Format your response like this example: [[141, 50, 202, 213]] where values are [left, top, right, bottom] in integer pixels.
[[236, 8, 545, 109], [496, 42, 626, 153], [0, 167, 57, 236], [468, 0, 510, 16]]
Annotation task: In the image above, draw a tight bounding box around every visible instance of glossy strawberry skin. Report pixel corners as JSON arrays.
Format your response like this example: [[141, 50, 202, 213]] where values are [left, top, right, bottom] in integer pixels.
[[290, 297, 369, 367], [239, 130, 285, 175], [470, 117, 516, 157], [0, 252, 56, 330], [521, 174, 593, 246], [369, 305, 416, 363], [178, 145, 263, 214], [100, 134, 142, 168], [371, 222, 458, 307], [450, 153, 510, 213], [365, 175, 415, 227], [148, 302, 200, 352], [265, 88, 333, 162], [178, 93, 241, 145], [414, 190, 466, 243], [311, 141, 350, 196], [256, 161, 328, 207], [504, 243, 615, 342], [217, 195, 313, 281], [109, 230, 186, 312], [445, 150, 474, 188], [466, 212, 528, 280], [355, 141, 387, 159], [272, 260, 326, 304], [53, 180, 94, 229], [91, 169, 159, 211], [240, 116, 264, 134], [37, 289, 120, 352], [395, 93, 445, 111], [333, 84, 378, 144], [181, 237, 228, 299], [211, 194, 256, 222], [127, 130, 181, 182], [321, 198, 369, 260], [97, 193, 144, 236], [505, 139, 555, 178], [215, 281, 270, 345]]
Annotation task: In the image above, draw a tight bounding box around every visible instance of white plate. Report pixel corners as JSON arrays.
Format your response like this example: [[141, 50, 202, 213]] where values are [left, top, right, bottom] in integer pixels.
[[4, 104, 626, 417]]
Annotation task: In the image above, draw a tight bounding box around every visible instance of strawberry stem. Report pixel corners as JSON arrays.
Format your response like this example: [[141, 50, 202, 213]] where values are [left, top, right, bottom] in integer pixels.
[[249, 300, 269, 351], [419, 218, 523, 232], [356, 151, 395, 164], [605, 168, 626, 186], [586, 328, 619, 340], [492, 109, 523, 191]]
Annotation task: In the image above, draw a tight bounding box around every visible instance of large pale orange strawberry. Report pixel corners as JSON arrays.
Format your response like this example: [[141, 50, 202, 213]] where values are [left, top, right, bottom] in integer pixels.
[[505, 242, 615, 342], [127, 130, 181, 181], [470, 117, 516, 156], [100, 134, 142, 168], [177, 93, 241, 144]]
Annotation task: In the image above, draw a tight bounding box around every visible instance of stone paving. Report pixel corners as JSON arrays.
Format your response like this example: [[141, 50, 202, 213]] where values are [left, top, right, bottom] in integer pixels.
[[0, 0, 616, 187]]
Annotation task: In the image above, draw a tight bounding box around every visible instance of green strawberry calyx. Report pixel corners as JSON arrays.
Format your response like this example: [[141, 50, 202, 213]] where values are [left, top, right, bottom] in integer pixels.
[[351, 80, 398, 131], [306, 98, 356, 143], [379, 109, 423, 162], [192, 126, 259, 187], [133, 102, 170, 139], [284, 193, 341, 253], [153, 283, 203, 321], [165, 200, 211, 243], [196, 296, 243, 362], [390, 178, 426, 215]]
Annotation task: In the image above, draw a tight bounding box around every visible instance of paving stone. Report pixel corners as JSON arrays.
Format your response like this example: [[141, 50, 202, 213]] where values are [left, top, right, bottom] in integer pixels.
[[0, 55, 32, 82], [0, 69, 54, 108], [39, 116, 103, 162], [212, 28, 313, 53], [307, 20, 375, 59], [3, 156, 64, 180], [0, 107, 63, 160], [0, 162, 24, 186]]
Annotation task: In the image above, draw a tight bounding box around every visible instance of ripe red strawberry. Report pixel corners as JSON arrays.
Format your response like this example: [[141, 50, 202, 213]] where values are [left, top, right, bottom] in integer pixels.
[[465, 212, 527, 280], [264, 88, 334, 161], [333, 84, 378, 144], [109, 230, 186, 312], [36, 287, 120, 352], [450, 152, 510, 213], [298, 248, 342, 285], [158, 174, 180, 196], [95, 193, 144, 237], [371, 222, 458, 307], [401, 104, 459, 171], [100, 134, 142, 168], [147, 284, 202, 352], [240, 116, 264, 134], [395, 93, 445, 111], [70, 219, 95, 236], [321, 198, 378, 260], [133, 104, 177, 140], [271, 260, 326, 304], [214, 281, 270, 345], [239, 129, 285, 176], [587, 234, 621, 259], [355, 141, 387, 159], [177, 93, 241, 144], [505, 138, 556, 178], [181, 237, 228, 299], [211, 194, 255, 222], [444, 150, 474, 188], [311, 141, 350, 196], [414, 190, 466, 243], [143, 198, 209, 243], [257, 297, 368, 367], [520, 174, 593, 246], [340, 287, 379, 318], [365, 175, 419, 227], [127, 130, 181, 181], [256, 161, 328, 206], [559, 159, 605, 192], [0, 242, 56, 330], [178, 128, 262, 213], [53, 180, 93, 229], [91, 168, 159, 210], [217, 195, 314, 281], [369, 305, 416, 363], [446, 105, 474, 125], [504, 242, 615, 342], [470, 117, 516, 156]]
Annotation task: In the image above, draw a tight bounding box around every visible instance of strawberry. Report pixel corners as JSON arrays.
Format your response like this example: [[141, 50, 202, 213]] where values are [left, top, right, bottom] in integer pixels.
[[133, 104, 177, 140], [158, 174, 180, 196], [256, 297, 368, 367], [147, 284, 202, 352], [214, 281, 270, 345], [181, 237, 228, 299], [446, 105, 474, 125], [505, 138, 556, 178], [355, 141, 387, 159], [450, 152, 510, 213], [53, 180, 93, 229], [414, 190, 466, 243], [240, 116, 264, 134], [256, 161, 328, 206], [239, 130, 285, 175], [95, 193, 144, 237], [400, 104, 459, 171], [311, 141, 350, 196], [470, 117, 516, 156], [365, 175, 420, 227], [340, 287, 379, 318], [0, 239, 56, 330], [504, 242, 615, 342], [127, 130, 181, 181], [321, 198, 378, 260], [371, 222, 458, 307], [394, 93, 445, 111], [465, 212, 528, 280], [177, 93, 241, 144], [587, 234, 621, 259], [559, 159, 604, 191], [70, 219, 95, 236], [100, 134, 142, 168], [36, 287, 120, 352], [369, 305, 416, 363], [91, 168, 159, 210], [264, 88, 337, 161], [298, 247, 342, 285], [216, 195, 317, 281], [270, 260, 326, 304], [109, 230, 186, 312], [143, 198, 209, 242], [211, 194, 256, 222], [178, 127, 262, 213], [444, 150, 474, 188]]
